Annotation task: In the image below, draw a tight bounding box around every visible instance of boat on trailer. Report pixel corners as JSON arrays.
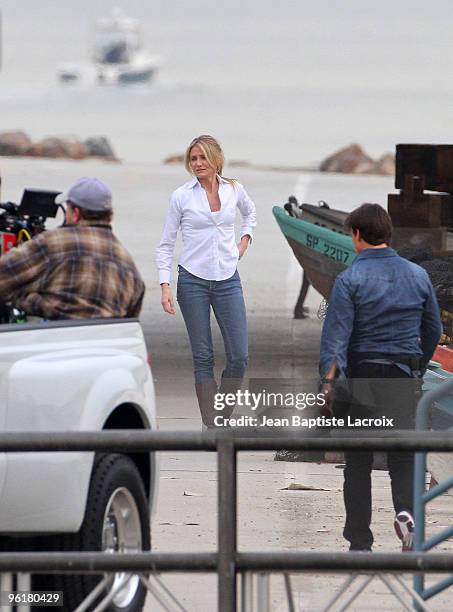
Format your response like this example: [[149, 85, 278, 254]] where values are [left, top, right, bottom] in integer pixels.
[[273, 144, 453, 484]]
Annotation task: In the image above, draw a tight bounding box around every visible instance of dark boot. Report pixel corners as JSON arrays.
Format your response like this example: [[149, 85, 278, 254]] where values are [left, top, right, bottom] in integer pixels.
[[195, 379, 218, 428], [218, 374, 243, 419]]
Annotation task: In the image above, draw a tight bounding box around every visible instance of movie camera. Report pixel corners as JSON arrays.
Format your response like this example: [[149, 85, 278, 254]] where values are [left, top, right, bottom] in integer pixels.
[[0, 189, 63, 322], [0, 189, 63, 255]]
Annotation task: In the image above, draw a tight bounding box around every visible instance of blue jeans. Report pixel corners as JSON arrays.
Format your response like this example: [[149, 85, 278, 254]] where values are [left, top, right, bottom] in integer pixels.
[[176, 266, 248, 386]]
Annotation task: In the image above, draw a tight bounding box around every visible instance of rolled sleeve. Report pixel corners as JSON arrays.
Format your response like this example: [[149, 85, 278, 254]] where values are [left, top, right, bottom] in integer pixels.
[[237, 185, 257, 240], [155, 193, 182, 285], [319, 274, 355, 377]]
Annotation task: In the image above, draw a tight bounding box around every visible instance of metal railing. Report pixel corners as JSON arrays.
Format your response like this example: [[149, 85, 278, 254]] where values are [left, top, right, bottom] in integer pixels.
[[1, 429, 453, 610], [414, 377, 453, 608]]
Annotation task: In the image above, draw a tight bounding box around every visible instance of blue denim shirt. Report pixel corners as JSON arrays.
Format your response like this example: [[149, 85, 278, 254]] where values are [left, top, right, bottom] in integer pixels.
[[319, 247, 442, 377]]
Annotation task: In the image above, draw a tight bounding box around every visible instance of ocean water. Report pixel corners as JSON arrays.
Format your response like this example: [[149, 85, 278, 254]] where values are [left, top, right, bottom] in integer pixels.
[[1, 0, 453, 166]]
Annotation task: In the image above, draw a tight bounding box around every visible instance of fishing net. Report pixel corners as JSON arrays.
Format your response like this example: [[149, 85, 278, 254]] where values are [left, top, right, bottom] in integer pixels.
[[398, 247, 453, 343], [317, 299, 328, 320], [398, 249, 453, 309]]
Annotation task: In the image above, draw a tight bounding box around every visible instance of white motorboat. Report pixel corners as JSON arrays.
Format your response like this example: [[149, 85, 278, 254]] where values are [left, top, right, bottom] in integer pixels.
[[58, 8, 160, 85]]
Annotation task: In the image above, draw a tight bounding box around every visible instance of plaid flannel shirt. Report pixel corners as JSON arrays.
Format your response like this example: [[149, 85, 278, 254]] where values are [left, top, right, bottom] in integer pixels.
[[0, 222, 145, 320]]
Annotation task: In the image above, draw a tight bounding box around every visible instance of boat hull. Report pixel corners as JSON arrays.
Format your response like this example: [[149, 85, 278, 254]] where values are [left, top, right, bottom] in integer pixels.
[[57, 57, 159, 85], [117, 67, 156, 83], [287, 236, 346, 299], [273, 205, 355, 299]]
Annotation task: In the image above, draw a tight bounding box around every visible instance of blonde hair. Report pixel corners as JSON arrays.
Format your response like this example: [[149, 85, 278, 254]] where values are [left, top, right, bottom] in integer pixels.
[[184, 135, 236, 186]]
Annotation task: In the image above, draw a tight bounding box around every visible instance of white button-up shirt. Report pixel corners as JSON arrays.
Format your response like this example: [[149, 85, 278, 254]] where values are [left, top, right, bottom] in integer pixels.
[[155, 176, 257, 284]]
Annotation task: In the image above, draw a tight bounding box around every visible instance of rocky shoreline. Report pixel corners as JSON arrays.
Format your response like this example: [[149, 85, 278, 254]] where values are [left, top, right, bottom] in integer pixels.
[[319, 143, 394, 176], [163, 143, 395, 176], [0, 131, 118, 161]]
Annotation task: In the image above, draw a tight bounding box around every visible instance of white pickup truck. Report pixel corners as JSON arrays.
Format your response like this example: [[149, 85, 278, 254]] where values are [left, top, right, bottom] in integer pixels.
[[0, 317, 157, 612]]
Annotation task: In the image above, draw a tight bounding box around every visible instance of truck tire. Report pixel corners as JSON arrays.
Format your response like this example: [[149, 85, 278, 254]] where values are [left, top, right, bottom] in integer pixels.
[[55, 453, 150, 612]]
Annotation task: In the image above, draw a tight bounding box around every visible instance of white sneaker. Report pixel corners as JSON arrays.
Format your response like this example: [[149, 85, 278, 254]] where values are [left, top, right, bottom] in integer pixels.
[[394, 510, 414, 551]]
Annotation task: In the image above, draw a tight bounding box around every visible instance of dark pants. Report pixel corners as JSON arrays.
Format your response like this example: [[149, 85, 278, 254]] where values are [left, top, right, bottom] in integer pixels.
[[342, 362, 421, 550]]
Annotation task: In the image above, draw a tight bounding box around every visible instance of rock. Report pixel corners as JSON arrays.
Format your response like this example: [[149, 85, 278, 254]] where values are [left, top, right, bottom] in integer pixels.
[[320, 144, 395, 176], [28, 137, 88, 159], [374, 153, 395, 176], [353, 160, 382, 175], [320, 143, 374, 174], [353, 153, 395, 176], [0, 132, 117, 161], [28, 138, 65, 158], [163, 154, 185, 165], [84, 136, 117, 159], [0, 131, 33, 156], [229, 159, 253, 168], [63, 138, 89, 159]]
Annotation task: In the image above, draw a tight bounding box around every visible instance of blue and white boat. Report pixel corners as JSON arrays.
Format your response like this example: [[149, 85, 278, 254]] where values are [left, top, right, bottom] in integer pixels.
[[58, 8, 160, 85]]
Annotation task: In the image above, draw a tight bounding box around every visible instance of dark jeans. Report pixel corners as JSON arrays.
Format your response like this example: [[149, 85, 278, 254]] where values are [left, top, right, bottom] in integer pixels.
[[342, 362, 421, 550]]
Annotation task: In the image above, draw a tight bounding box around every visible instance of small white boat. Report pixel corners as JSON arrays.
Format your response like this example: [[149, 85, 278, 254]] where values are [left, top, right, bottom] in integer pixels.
[[58, 8, 160, 85]]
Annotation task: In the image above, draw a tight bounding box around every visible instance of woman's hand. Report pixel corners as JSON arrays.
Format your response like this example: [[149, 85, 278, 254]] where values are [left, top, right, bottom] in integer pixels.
[[161, 283, 176, 315], [238, 235, 251, 259]]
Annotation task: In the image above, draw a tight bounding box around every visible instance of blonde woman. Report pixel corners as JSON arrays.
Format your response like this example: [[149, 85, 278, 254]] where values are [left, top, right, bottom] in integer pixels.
[[155, 135, 257, 428]]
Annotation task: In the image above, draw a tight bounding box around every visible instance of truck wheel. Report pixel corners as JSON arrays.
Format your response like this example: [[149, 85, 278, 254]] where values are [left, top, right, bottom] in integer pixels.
[[56, 453, 150, 612]]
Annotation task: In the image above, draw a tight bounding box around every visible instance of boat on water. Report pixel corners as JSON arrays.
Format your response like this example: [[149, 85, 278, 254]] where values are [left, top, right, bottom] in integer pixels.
[[57, 8, 160, 85], [273, 144, 453, 484]]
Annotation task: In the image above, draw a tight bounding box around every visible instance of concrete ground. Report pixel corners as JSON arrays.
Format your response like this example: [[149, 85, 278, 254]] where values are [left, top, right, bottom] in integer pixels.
[[139, 168, 453, 611], [1, 159, 452, 610]]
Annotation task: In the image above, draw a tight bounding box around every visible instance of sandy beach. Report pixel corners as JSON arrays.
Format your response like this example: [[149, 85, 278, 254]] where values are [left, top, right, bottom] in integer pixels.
[[1, 158, 452, 610]]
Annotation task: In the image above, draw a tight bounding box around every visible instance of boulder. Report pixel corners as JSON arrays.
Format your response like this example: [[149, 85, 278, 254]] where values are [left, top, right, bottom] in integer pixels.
[[28, 138, 64, 158], [163, 154, 185, 165], [84, 137, 116, 159], [63, 138, 89, 159], [353, 153, 395, 176], [28, 137, 88, 159], [352, 160, 378, 175], [0, 132, 118, 161], [0, 131, 33, 156], [229, 159, 253, 168], [320, 143, 374, 174], [374, 153, 395, 176]]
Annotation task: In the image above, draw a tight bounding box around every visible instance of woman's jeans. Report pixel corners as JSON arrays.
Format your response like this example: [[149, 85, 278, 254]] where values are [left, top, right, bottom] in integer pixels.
[[176, 266, 248, 391]]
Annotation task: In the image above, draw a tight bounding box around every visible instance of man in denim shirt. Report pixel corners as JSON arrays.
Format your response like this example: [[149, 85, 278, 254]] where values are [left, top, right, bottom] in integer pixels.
[[319, 203, 442, 551]]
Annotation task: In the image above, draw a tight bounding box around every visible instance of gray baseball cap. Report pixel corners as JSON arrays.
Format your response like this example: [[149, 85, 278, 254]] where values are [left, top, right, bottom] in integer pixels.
[[55, 177, 113, 211]]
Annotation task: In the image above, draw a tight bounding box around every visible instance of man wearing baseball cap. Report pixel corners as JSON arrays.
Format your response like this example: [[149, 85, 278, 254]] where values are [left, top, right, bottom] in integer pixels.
[[0, 177, 145, 320]]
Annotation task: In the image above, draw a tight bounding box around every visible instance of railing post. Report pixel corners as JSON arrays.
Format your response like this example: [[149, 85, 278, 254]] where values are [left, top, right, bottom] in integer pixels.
[[218, 434, 237, 612], [17, 573, 31, 612], [0, 573, 13, 612], [413, 449, 427, 605], [241, 572, 254, 611], [256, 573, 270, 611], [413, 377, 453, 608]]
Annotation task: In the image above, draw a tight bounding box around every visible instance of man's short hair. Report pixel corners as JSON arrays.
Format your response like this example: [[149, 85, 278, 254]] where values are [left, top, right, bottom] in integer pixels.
[[68, 203, 113, 223], [345, 203, 392, 245]]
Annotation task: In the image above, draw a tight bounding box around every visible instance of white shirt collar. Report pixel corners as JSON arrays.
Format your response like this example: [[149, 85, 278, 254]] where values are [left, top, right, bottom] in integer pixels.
[[187, 175, 229, 189]]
